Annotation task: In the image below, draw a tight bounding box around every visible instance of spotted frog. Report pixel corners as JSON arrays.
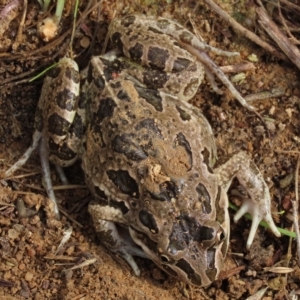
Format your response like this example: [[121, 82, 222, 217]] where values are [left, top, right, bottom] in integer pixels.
[[5, 15, 281, 286]]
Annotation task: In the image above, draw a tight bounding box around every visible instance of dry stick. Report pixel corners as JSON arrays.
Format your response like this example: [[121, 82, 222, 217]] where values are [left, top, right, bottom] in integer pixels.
[[203, 0, 288, 62], [277, 0, 300, 45], [220, 62, 255, 73], [256, 7, 300, 70], [279, 0, 300, 13], [292, 155, 300, 262], [12, 0, 27, 50]]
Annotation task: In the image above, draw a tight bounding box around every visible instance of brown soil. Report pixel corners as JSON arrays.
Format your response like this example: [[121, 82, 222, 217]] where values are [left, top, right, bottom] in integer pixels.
[[1, 1, 300, 299]]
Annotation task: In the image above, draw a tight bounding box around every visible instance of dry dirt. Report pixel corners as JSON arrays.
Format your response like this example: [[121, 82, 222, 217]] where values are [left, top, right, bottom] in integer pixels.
[[1, 0, 300, 299]]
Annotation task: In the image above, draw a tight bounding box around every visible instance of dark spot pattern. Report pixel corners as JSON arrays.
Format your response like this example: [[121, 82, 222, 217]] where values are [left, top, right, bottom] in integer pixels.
[[111, 81, 122, 89], [139, 209, 158, 233], [174, 133, 192, 169], [107, 169, 140, 198], [65, 66, 80, 83], [176, 106, 191, 121], [135, 86, 163, 112], [111, 32, 124, 52], [172, 57, 191, 72], [48, 113, 70, 136], [112, 134, 148, 161], [55, 89, 78, 111], [69, 113, 86, 139], [168, 214, 215, 253], [94, 98, 117, 124], [201, 148, 213, 172], [196, 183, 212, 214], [48, 137, 77, 162], [48, 66, 61, 79], [142, 69, 169, 90], [129, 43, 144, 62], [134, 118, 162, 137], [148, 181, 177, 202], [147, 46, 169, 70], [117, 90, 131, 102]]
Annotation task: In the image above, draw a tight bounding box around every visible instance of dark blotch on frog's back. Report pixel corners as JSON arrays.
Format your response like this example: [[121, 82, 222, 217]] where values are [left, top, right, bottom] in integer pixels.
[[134, 118, 162, 137], [107, 169, 140, 199], [65, 66, 80, 84], [139, 209, 159, 233], [172, 57, 192, 72], [117, 90, 131, 102], [111, 133, 148, 161], [69, 113, 86, 139], [55, 88, 78, 111], [48, 113, 71, 136], [196, 183, 212, 214], [147, 46, 169, 70], [94, 97, 117, 124], [147, 181, 177, 202], [128, 42, 144, 62], [47, 66, 62, 79], [111, 32, 124, 52], [134, 85, 163, 112], [174, 133, 193, 169], [142, 69, 169, 90]]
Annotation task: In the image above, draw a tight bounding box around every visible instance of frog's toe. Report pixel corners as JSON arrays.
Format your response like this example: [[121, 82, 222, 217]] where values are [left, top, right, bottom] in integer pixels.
[[233, 197, 280, 249]]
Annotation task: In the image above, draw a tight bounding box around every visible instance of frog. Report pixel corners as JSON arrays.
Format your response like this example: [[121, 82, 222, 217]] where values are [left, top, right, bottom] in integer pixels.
[[4, 14, 281, 286]]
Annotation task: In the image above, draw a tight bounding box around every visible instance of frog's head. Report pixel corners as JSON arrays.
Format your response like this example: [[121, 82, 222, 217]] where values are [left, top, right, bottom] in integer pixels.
[[130, 210, 228, 286]]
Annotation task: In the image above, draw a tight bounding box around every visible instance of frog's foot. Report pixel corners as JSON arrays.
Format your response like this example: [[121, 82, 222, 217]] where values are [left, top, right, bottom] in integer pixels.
[[233, 196, 281, 249], [214, 151, 281, 249], [90, 218, 148, 276]]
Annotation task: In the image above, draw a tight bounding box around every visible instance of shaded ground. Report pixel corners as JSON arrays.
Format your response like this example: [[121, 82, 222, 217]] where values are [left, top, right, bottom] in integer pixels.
[[1, 0, 300, 299]]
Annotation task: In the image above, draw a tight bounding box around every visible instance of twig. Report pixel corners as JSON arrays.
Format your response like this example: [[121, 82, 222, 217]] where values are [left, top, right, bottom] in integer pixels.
[[219, 62, 255, 73], [279, 0, 300, 13], [291, 155, 300, 262], [277, 0, 300, 45], [12, 0, 27, 50], [244, 88, 285, 102], [203, 0, 288, 62], [256, 7, 300, 70]]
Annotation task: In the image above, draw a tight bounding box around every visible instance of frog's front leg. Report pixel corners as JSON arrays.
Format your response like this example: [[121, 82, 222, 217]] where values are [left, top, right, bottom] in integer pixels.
[[214, 151, 281, 248], [88, 201, 149, 276]]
